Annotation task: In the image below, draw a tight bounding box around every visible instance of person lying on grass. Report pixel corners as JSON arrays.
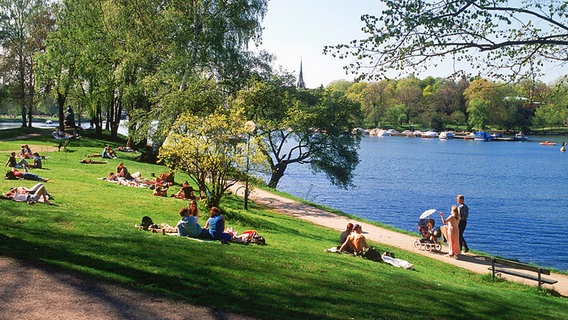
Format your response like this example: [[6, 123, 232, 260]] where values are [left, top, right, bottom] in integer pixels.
[[2, 183, 53, 205], [5, 168, 49, 182]]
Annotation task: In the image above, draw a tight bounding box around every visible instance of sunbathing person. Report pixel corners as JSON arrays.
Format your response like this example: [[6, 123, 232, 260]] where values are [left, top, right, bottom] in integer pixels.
[[102, 145, 117, 159], [19, 145, 32, 159], [153, 185, 168, 197], [172, 181, 196, 199], [339, 224, 369, 254], [5, 152, 28, 169], [2, 183, 53, 205], [5, 168, 49, 182], [116, 162, 133, 180]]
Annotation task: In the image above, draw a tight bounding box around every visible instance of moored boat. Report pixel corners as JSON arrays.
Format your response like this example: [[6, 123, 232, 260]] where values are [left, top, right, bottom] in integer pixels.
[[439, 131, 455, 139], [474, 131, 494, 141], [539, 140, 556, 146], [514, 132, 528, 141], [421, 130, 438, 138]]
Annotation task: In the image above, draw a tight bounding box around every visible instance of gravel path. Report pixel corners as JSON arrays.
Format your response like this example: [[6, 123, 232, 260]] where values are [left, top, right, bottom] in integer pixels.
[[240, 185, 568, 297]]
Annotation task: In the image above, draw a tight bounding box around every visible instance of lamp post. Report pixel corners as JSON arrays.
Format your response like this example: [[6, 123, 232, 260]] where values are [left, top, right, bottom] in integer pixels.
[[244, 120, 256, 209]]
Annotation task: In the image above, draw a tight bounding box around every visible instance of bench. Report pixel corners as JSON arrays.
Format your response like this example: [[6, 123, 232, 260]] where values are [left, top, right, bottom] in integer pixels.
[[483, 256, 558, 287]]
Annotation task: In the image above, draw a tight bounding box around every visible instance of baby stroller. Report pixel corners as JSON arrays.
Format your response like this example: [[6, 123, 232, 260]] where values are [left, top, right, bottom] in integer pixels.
[[414, 216, 442, 252]]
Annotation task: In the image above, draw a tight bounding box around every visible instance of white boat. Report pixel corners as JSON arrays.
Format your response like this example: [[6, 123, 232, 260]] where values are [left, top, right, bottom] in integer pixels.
[[439, 131, 455, 139], [401, 130, 414, 137], [421, 130, 438, 138], [45, 120, 53, 124], [387, 129, 400, 136]]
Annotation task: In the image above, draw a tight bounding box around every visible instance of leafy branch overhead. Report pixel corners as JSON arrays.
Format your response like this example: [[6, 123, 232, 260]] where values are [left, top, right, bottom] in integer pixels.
[[324, 0, 568, 80]]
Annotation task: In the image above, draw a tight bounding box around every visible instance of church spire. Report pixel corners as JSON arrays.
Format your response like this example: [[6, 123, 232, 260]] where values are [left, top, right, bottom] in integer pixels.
[[297, 59, 305, 89]]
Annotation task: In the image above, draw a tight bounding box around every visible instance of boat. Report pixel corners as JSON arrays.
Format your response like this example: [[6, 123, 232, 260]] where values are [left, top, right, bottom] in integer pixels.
[[45, 120, 53, 124], [439, 131, 455, 139], [539, 141, 556, 146], [387, 129, 400, 136], [474, 131, 494, 141], [400, 130, 414, 137], [421, 130, 438, 138], [514, 132, 528, 141]]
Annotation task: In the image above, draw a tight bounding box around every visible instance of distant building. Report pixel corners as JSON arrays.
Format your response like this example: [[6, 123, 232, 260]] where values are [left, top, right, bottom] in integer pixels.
[[297, 59, 305, 89]]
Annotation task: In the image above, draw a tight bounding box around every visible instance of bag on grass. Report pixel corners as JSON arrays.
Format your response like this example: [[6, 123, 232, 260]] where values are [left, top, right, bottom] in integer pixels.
[[362, 247, 382, 262]]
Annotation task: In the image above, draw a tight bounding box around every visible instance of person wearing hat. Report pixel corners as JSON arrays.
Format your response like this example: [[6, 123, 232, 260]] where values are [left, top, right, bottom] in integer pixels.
[[339, 224, 369, 254]]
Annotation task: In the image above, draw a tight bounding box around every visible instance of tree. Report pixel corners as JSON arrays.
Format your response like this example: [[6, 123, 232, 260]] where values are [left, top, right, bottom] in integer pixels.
[[159, 107, 264, 208], [533, 78, 568, 129], [394, 76, 422, 125], [235, 77, 362, 189], [0, 0, 50, 127], [325, 0, 568, 81], [464, 78, 517, 130]]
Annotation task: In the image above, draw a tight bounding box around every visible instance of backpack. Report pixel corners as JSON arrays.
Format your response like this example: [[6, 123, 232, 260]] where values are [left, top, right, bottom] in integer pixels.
[[362, 247, 382, 262], [140, 216, 155, 230]]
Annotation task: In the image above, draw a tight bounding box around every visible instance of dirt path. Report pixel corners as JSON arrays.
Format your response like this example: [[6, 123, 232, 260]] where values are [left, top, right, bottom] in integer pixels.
[[0, 257, 256, 320], [238, 186, 568, 297]]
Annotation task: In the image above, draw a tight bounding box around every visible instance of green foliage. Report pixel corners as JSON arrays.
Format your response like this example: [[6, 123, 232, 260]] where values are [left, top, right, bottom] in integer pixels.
[[235, 78, 361, 189], [159, 107, 264, 208], [325, 0, 568, 81]]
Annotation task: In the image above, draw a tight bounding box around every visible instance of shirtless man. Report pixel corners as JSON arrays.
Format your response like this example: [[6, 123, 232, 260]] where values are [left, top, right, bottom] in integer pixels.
[[339, 224, 369, 254]]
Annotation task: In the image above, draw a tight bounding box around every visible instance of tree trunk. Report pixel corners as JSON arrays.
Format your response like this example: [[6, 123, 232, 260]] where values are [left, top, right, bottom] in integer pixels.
[[268, 163, 287, 188], [57, 91, 66, 132]]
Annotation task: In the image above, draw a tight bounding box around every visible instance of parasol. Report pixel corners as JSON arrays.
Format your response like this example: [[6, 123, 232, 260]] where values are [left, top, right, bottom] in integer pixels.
[[419, 209, 437, 219]]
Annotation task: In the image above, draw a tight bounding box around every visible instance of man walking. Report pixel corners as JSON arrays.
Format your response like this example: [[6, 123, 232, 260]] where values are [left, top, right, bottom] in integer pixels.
[[457, 195, 469, 253]]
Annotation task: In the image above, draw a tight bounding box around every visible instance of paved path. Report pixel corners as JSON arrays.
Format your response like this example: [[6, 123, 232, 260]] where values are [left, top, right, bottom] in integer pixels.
[[237, 185, 568, 297]]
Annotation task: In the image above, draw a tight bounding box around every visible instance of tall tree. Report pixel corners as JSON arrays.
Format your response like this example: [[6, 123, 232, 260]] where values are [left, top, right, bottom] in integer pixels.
[[325, 0, 568, 81], [0, 0, 48, 127], [234, 77, 362, 189]]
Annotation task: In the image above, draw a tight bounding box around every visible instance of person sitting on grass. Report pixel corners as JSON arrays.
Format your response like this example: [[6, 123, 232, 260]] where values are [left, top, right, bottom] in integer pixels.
[[116, 162, 133, 180], [339, 224, 369, 254], [176, 200, 208, 238], [172, 181, 196, 200], [102, 145, 117, 159], [27, 152, 43, 169], [203, 206, 233, 244], [5, 152, 28, 169], [2, 183, 53, 205], [19, 145, 32, 159], [5, 168, 49, 182], [153, 185, 168, 197]]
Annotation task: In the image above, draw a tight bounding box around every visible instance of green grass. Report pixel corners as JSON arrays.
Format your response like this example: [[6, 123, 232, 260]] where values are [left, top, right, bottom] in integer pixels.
[[1, 127, 567, 320]]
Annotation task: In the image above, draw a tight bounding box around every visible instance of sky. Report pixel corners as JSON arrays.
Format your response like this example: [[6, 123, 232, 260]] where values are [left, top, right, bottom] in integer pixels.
[[255, 0, 567, 88]]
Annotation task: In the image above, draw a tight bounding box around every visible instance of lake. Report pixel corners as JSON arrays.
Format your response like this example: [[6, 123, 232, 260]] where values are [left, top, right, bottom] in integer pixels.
[[274, 134, 568, 271]]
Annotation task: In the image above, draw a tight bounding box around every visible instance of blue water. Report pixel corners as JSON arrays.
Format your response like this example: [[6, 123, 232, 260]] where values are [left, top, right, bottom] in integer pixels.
[[274, 135, 568, 271]]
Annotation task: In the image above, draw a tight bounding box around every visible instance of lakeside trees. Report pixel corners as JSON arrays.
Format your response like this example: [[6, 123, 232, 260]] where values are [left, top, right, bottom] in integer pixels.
[[3, 0, 568, 202]]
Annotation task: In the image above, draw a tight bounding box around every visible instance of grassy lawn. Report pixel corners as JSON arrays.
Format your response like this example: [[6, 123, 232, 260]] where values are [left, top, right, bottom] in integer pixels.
[[1, 127, 567, 320]]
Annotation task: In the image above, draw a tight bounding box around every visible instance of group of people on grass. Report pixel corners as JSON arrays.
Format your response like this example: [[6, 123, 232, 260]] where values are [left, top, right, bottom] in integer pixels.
[[175, 201, 263, 244], [4, 146, 52, 204]]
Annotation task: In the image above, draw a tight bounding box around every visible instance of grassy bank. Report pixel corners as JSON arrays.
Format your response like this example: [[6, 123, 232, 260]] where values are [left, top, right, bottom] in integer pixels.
[[1, 127, 566, 320]]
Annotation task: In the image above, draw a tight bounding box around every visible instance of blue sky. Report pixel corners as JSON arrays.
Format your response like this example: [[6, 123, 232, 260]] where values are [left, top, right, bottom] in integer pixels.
[[256, 0, 566, 88]]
